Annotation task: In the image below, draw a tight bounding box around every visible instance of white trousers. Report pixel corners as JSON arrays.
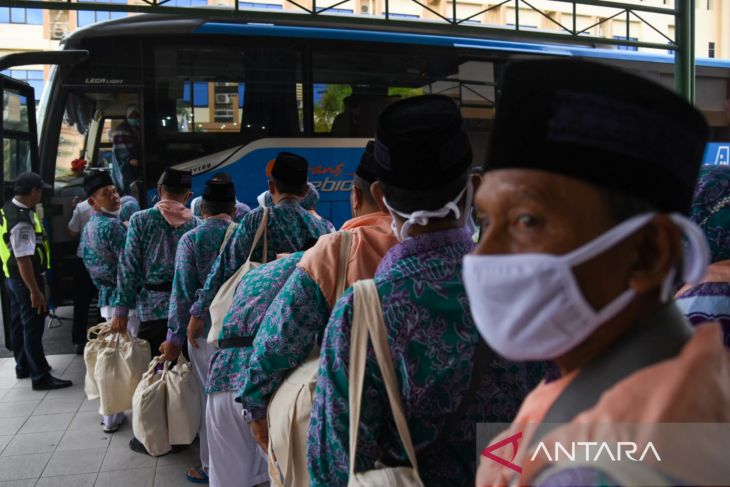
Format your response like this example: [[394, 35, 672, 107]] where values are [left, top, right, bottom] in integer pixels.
[[99, 306, 140, 428], [207, 392, 269, 487], [188, 336, 214, 470]]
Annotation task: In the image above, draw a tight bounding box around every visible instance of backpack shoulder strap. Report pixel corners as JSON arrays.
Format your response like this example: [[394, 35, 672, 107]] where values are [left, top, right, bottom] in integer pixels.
[[218, 222, 238, 255], [334, 230, 352, 300], [350, 279, 421, 477]]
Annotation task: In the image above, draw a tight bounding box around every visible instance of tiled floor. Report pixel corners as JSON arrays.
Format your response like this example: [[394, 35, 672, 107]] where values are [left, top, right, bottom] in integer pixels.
[[0, 355, 202, 487]]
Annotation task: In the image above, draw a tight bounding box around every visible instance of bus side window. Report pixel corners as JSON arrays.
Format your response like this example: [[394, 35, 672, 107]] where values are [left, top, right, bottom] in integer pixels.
[[2, 90, 33, 180]]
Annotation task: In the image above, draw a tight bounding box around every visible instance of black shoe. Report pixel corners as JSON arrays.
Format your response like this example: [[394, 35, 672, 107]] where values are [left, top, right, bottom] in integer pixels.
[[129, 437, 150, 455], [129, 437, 188, 456], [32, 375, 72, 391], [75, 343, 85, 355], [16, 369, 29, 379]]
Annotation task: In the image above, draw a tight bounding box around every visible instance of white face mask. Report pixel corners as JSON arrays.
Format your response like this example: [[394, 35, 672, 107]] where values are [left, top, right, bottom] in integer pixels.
[[462, 212, 709, 361], [385, 180, 474, 242], [100, 207, 121, 218]]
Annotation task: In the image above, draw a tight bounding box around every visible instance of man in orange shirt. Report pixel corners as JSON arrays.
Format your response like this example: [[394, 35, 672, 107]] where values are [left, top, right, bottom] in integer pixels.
[[466, 60, 730, 486]]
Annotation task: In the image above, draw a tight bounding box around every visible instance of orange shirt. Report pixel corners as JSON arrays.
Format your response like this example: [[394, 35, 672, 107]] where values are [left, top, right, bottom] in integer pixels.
[[298, 212, 396, 306]]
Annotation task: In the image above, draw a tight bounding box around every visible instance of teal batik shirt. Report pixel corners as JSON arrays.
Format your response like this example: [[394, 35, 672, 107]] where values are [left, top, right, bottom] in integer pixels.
[[307, 227, 545, 487], [239, 266, 329, 418], [114, 207, 199, 322], [206, 252, 304, 394], [190, 200, 333, 318], [81, 211, 127, 308], [166, 217, 234, 347]]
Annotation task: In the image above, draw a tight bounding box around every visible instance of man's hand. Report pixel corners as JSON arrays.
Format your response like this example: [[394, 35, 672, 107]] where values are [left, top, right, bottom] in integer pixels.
[[30, 289, 47, 314], [250, 418, 269, 452], [159, 341, 181, 362], [110, 316, 128, 334], [129, 159, 140, 167], [187, 316, 205, 349]]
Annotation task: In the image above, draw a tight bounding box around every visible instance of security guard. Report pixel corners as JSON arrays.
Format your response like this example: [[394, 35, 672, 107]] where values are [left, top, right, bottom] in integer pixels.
[[0, 172, 72, 390]]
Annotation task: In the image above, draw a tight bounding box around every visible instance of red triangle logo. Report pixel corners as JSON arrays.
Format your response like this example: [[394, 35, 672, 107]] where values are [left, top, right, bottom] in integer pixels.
[[481, 431, 523, 474]]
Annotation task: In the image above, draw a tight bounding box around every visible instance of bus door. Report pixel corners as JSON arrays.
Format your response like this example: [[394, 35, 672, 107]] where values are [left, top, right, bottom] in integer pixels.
[[0, 74, 40, 348], [49, 88, 143, 304]]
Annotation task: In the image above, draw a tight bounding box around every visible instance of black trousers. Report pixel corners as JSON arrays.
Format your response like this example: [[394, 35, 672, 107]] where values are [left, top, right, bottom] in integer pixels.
[[138, 319, 167, 359], [6, 278, 51, 381], [72, 257, 98, 345]]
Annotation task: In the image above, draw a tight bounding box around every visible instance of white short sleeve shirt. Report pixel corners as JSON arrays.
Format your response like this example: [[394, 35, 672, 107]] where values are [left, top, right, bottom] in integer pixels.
[[9, 199, 37, 258]]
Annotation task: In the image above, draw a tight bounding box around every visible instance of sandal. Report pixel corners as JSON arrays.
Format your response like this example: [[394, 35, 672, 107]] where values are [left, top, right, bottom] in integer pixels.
[[186, 466, 209, 484]]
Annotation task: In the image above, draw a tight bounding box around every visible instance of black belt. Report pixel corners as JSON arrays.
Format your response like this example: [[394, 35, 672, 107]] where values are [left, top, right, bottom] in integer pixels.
[[218, 336, 254, 349], [144, 282, 172, 293]]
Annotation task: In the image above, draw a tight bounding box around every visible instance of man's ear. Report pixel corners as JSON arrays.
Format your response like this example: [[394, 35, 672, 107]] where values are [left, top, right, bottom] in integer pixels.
[[87, 197, 98, 211], [268, 180, 276, 196], [370, 181, 387, 213], [351, 185, 362, 214], [628, 215, 683, 295]]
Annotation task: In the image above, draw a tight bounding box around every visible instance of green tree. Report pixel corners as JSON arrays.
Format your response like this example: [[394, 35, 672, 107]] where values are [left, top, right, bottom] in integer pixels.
[[314, 84, 352, 132]]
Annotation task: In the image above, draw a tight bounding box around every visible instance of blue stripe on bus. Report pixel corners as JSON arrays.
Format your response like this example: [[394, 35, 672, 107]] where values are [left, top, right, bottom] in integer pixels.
[[194, 22, 730, 69]]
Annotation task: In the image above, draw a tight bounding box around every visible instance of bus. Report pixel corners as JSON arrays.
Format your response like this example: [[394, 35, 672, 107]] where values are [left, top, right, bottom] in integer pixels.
[[1, 13, 730, 310]]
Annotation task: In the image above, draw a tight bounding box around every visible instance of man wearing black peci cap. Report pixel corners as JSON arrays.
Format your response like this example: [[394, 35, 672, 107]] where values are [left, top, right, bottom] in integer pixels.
[[0, 172, 71, 390], [238, 141, 399, 485], [308, 96, 543, 486], [80, 170, 137, 433], [111, 168, 198, 355], [188, 152, 333, 334], [470, 60, 730, 486], [159, 178, 240, 482]]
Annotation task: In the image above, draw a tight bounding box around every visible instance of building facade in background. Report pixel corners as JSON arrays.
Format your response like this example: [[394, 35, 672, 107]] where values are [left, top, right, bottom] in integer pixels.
[[1, 0, 728, 101]]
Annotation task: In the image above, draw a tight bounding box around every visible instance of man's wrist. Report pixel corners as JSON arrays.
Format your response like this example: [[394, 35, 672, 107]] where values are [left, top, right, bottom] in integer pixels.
[[165, 331, 185, 348]]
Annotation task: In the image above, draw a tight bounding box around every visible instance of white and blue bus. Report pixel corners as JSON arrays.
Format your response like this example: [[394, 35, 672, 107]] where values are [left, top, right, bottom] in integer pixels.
[[1, 13, 729, 305]]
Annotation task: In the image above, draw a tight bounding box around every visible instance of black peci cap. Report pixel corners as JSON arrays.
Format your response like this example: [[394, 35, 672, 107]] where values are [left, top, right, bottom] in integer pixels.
[[484, 59, 709, 215], [14, 172, 52, 195], [271, 152, 308, 187], [84, 171, 114, 197], [203, 180, 236, 203], [355, 141, 377, 184], [374, 94, 472, 191], [158, 168, 193, 190]]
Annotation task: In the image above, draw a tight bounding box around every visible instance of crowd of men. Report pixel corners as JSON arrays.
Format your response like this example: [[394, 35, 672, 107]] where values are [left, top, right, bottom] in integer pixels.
[[3, 58, 729, 486]]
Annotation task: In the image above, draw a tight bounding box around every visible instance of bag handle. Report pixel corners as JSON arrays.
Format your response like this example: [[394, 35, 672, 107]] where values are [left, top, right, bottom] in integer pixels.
[[87, 323, 111, 342], [246, 207, 269, 264], [218, 222, 239, 255], [334, 231, 352, 300], [349, 279, 420, 478]]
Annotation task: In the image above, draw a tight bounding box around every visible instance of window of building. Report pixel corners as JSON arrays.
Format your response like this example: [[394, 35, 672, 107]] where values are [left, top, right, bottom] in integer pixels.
[[164, 0, 209, 6], [77, 0, 128, 27], [1, 69, 45, 101], [238, 1, 283, 9], [614, 36, 639, 52], [0, 7, 43, 24], [709, 42, 716, 58]]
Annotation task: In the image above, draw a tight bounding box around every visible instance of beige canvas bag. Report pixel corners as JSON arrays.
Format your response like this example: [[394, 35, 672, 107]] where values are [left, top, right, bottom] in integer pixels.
[[207, 208, 269, 347], [267, 231, 352, 487], [166, 354, 202, 446], [132, 358, 171, 456], [83, 322, 111, 400], [348, 279, 424, 487], [94, 330, 150, 416]]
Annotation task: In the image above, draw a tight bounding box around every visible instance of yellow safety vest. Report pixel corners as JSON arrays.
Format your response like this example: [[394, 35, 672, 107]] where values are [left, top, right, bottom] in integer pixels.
[[0, 202, 51, 279]]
